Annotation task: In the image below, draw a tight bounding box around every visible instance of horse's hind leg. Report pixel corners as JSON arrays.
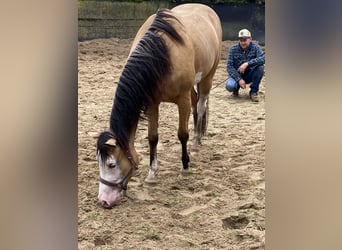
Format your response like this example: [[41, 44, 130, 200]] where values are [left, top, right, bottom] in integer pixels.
[[191, 79, 212, 152], [202, 97, 209, 135], [191, 86, 198, 130], [191, 94, 208, 152], [145, 105, 159, 184]]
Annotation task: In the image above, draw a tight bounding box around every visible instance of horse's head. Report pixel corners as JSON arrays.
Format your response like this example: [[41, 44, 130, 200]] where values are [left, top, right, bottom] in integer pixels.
[[96, 131, 138, 208]]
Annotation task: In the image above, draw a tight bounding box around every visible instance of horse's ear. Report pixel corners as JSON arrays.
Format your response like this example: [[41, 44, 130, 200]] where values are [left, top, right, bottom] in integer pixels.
[[105, 138, 116, 147]]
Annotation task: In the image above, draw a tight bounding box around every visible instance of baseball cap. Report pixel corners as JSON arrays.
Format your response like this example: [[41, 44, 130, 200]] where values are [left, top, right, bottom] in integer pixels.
[[238, 29, 251, 38]]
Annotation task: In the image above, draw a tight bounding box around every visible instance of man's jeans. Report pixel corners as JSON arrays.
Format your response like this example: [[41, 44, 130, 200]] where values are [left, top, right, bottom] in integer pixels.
[[226, 65, 264, 94]]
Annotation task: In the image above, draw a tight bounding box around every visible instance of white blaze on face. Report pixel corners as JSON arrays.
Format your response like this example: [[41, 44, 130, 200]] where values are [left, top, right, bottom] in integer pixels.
[[194, 72, 202, 84], [97, 152, 123, 207]]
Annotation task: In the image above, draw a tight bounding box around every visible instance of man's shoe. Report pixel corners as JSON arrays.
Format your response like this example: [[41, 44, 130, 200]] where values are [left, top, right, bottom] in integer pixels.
[[250, 92, 259, 102], [232, 90, 239, 97]]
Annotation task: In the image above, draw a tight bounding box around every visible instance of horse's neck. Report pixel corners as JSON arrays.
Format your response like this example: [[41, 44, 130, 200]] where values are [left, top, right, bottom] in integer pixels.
[[128, 122, 138, 145], [128, 122, 139, 165]]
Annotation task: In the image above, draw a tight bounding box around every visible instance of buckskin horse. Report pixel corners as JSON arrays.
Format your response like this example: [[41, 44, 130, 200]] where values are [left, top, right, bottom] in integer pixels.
[[96, 3, 222, 208]]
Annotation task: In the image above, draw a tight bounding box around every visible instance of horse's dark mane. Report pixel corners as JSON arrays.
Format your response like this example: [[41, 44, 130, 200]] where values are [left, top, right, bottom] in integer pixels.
[[106, 8, 184, 152]]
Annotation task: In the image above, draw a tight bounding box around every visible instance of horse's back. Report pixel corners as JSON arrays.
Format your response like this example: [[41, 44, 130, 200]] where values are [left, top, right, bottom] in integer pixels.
[[171, 4, 222, 77], [172, 3, 222, 44]]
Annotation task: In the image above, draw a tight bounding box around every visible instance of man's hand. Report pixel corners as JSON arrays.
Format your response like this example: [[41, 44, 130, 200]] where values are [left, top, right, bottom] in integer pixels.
[[238, 62, 248, 74], [238, 79, 246, 89]]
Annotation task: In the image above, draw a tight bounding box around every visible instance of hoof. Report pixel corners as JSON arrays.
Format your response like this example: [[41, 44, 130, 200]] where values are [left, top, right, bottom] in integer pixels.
[[191, 144, 200, 153], [190, 150, 199, 157], [145, 176, 159, 184], [190, 148, 199, 153], [181, 168, 192, 176]]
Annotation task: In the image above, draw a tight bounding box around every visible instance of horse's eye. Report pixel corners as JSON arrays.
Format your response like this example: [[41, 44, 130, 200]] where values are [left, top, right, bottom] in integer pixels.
[[108, 163, 116, 169]]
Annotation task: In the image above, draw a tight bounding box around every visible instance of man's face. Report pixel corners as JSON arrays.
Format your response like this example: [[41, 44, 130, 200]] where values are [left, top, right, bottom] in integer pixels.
[[239, 37, 252, 50]]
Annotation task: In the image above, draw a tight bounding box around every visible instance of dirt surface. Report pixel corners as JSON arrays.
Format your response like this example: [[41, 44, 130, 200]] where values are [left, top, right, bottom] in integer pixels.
[[78, 38, 265, 249]]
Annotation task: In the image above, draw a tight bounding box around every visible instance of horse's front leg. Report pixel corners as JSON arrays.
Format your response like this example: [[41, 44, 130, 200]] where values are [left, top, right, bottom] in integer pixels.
[[177, 95, 191, 172], [145, 105, 159, 184]]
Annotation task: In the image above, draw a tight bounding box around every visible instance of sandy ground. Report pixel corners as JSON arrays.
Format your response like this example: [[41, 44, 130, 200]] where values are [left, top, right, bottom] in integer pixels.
[[78, 38, 265, 249]]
